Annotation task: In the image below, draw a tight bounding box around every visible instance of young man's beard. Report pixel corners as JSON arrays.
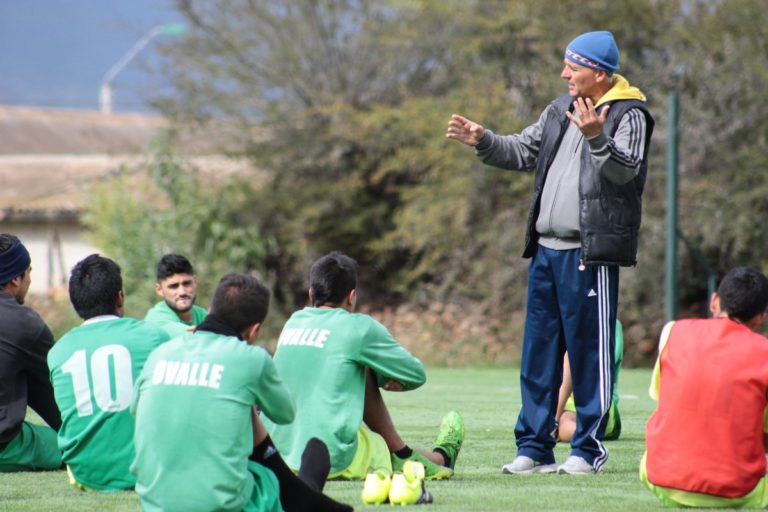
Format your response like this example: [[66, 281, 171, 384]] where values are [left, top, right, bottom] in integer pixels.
[[166, 296, 195, 314]]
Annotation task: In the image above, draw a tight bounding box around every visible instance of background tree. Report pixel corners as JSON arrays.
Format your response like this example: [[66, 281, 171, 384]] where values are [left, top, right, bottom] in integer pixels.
[[83, 134, 276, 329], [85, 0, 768, 363]]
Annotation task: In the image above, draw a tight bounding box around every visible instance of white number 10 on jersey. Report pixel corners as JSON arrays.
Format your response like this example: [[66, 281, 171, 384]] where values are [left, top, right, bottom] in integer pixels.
[[60, 345, 134, 417]]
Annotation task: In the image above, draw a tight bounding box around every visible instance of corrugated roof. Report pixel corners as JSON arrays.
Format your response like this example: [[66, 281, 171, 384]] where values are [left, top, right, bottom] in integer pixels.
[[0, 105, 166, 155], [0, 105, 256, 220]]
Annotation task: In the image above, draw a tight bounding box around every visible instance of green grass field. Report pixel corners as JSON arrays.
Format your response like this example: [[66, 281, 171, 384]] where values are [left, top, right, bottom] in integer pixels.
[[2, 368, 672, 511]]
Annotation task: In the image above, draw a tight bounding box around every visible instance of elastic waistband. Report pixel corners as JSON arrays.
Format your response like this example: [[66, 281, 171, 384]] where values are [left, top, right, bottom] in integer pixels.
[[537, 235, 581, 251]]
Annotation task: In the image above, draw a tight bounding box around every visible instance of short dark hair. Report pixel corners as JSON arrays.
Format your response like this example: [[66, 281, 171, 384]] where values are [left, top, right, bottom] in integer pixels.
[[209, 273, 270, 333], [309, 251, 357, 307], [156, 254, 195, 281], [718, 266, 768, 323], [69, 254, 123, 320]]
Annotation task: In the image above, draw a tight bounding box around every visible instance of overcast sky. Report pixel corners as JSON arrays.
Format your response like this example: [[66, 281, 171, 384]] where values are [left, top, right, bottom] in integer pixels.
[[0, 0, 180, 112]]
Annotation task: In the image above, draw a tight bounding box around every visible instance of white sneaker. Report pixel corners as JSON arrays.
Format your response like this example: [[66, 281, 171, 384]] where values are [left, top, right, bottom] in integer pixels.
[[557, 455, 596, 475], [502, 455, 557, 474]]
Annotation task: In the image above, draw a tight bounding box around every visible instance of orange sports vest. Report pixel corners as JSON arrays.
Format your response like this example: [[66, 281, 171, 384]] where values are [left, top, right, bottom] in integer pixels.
[[646, 318, 768, 498]]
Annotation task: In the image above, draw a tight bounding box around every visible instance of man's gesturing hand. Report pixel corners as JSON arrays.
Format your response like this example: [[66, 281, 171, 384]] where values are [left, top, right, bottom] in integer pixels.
[[565, 98, 609, 139], [446, 114, 485, 147]]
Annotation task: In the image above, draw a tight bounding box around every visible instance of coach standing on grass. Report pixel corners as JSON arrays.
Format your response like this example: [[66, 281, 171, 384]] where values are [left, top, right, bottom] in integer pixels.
[[447, 31, 654, 475]]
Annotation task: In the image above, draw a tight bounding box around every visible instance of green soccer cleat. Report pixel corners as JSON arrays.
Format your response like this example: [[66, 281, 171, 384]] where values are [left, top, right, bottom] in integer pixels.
[[389, 460, 434, 506], [391, 449, 453, 480], [361, 469, 392, 505], [433, 410, 465, 470]]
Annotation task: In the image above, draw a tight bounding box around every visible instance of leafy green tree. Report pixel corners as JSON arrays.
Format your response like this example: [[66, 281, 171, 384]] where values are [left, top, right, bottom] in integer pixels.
[[121, 0, 768, 363], [83, 134, 273, 324]]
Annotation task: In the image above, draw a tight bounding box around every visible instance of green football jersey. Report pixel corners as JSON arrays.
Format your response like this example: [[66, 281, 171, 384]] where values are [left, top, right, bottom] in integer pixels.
[[263, 307, 427, 473], [131, 331, 296, 512], [144, 301, 208, 338], [47, 316, 170, 491]]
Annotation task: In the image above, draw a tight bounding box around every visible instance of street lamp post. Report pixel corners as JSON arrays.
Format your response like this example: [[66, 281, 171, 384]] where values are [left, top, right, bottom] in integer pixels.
[[99, 22, 186, 114]]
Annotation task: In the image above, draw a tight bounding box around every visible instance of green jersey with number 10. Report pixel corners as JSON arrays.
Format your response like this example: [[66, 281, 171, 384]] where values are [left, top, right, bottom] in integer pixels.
[[47, 317, 170, 491]]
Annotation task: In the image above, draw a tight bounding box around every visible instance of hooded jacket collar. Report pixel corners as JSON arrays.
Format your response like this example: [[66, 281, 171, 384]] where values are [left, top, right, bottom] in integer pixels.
[[596, 74, 646, 106]]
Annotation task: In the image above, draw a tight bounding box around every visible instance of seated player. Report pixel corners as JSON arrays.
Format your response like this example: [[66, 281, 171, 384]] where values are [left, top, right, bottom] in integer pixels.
[[556, 320, 624, 442], [131, 273, 351, 512], [144, 254, 207, 337], [641, 266, 768, 508], [263, 251, 464, 481], [0, 234, 62, 472], [47, 254, 170, 490]]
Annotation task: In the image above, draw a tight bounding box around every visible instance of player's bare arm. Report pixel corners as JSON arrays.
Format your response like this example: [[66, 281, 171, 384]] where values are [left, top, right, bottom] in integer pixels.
[[382, 379, 404, 392]]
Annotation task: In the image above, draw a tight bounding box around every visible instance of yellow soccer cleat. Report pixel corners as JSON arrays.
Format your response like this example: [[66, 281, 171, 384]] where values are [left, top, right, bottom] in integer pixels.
[[391, 450, 453, 481], [362, 469, 392, 505], [388, 460, 434, 506], [433, 411, 465, 470]]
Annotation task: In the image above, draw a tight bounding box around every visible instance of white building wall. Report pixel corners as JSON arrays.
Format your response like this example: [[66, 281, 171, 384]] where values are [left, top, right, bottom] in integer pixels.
[[0, 221, 100, 294]]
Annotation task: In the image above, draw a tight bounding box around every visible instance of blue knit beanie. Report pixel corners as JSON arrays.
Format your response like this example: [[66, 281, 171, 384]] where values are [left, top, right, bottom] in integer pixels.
[[565, 31, 620, 74]]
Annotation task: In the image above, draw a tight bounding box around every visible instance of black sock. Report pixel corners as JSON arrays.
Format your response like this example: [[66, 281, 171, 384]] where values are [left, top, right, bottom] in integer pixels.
[[298, 437, 330, 492], [434, 447, 450, 467], [252, 435, 352, 512], [394, 446, 413, 459]]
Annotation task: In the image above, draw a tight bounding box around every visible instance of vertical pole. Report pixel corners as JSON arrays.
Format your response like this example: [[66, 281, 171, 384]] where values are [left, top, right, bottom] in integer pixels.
[[707, 274, 717, 316], [665, 93, 679, 322], [99, 84, 112, 115]]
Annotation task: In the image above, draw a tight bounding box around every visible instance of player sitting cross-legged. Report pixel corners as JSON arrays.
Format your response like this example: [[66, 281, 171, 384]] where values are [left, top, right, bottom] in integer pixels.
[[131, 272, 352, 512], [263, 251, 465, 483], [642, 267, 768, 508], [48, 254, 170, 491], [0, 234, 62, 473], [144, 254, 208, 337]]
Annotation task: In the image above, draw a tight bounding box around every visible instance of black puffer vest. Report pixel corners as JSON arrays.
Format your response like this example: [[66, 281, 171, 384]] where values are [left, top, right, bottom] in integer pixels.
[[522, 94, 655, 266]]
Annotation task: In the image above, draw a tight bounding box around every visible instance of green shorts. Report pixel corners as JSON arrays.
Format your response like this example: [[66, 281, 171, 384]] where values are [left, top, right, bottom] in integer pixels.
[[0, 421, 62, 472], [328, 427, 392, 480], [245, 460, 283, 512], [640, 451, 768, 508], [564, 396, 621, 440]]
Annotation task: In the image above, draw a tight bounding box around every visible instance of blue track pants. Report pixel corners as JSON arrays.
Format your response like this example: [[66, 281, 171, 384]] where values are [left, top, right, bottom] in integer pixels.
[[514, 245, 618, 471]]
